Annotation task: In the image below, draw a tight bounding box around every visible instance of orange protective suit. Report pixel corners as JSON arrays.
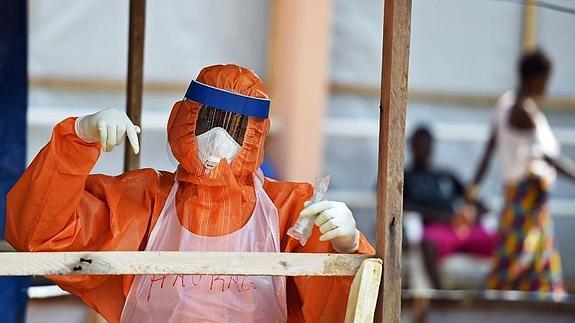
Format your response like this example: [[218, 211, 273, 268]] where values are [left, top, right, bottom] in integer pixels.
[[6, 64, 374, 322]]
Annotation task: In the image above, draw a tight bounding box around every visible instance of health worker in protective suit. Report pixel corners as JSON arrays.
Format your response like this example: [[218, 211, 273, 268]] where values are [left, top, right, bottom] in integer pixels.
[[6, 64, 374, 323]]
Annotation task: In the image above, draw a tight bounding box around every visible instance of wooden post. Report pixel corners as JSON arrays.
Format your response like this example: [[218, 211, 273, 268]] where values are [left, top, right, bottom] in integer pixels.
[[124, 0, 146, 172], [522, 0, 538, 52], [375, 0, 412, 322]]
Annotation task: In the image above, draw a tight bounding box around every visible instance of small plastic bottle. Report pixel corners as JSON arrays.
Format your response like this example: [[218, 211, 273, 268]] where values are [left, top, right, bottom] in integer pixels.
[[287, 175, 331, 246]]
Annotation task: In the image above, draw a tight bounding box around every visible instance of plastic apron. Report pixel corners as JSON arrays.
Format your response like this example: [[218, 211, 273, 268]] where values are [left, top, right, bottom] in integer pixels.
[[120, 170, 287, 323]]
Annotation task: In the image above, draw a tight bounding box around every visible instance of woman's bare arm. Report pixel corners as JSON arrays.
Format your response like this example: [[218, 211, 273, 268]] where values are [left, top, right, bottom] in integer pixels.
[[467, 128, 497, 200], [545, 154, 575, 181]]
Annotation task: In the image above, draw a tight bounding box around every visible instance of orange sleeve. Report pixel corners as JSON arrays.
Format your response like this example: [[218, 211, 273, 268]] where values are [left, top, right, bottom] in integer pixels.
[[5, 118, 172, 322], [264, 179, 375, 323]]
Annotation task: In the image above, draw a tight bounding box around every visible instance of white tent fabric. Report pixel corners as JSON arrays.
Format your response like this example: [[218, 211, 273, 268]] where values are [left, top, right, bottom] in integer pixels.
[[29, 0, 268, 83]]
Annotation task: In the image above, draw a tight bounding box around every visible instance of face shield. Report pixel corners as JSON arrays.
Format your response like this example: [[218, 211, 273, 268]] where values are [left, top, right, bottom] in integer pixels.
[[184, 80, 270, 173]]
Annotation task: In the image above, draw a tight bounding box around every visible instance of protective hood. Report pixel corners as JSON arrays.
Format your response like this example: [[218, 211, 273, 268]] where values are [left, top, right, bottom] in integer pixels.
[[166, 64, 271, 237], [168, 64, 270, 185]]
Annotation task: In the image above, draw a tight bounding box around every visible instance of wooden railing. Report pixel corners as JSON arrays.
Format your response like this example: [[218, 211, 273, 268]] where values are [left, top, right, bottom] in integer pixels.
[[0, 251, 382, 323]]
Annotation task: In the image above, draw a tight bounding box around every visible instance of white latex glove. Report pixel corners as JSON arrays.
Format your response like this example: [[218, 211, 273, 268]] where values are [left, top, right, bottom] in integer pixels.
[[75, 108, 141, 154], [300, 201, 360, 253]]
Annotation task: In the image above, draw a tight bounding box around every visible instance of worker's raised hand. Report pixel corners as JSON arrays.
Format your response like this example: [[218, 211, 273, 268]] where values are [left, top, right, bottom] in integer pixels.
[[75, 108, 141, 154], [300, 201, 360, 253]]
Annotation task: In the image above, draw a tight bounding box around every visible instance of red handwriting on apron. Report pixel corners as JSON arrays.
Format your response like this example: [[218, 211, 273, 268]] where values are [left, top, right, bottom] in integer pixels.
[[146, 274, 257, 301], [191, 274, 204, 286], [147, 274, 168, 301], [172, 274, 186, 288]]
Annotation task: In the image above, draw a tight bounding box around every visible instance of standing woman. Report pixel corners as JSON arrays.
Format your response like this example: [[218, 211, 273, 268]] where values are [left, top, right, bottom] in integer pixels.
[[467, 50, 575, 296]]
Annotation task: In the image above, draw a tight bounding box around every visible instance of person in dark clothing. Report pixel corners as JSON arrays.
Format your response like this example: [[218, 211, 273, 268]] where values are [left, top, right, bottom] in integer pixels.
[[404, 126, 495, 288]]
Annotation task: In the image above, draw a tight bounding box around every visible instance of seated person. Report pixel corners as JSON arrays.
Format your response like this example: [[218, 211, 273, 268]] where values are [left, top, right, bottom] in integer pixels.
[[403, 126, 496, 289]]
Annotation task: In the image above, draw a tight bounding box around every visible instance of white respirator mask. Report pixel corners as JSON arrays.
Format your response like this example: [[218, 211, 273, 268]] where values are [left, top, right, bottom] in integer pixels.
[[196, 127, 241, 173]]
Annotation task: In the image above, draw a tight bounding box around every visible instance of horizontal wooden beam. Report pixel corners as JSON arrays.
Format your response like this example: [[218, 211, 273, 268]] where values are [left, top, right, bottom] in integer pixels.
[[29, 77, 185, 93], [0, 252, 372, 276], [331, 82, 575, 111], [402, 288, 574, 304], [28, 77, 575, 111]]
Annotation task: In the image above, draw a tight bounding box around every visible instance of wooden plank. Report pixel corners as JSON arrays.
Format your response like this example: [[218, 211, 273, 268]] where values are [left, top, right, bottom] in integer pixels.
[[345, 258, 383, 323], [375, 0, 412, 322], [124, 0, 146, 172], [0, 252, 371, 276]]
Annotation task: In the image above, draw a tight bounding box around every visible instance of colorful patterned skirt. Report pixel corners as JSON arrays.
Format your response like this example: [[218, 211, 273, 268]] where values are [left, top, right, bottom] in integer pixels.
[[485, 174, 564, 295]]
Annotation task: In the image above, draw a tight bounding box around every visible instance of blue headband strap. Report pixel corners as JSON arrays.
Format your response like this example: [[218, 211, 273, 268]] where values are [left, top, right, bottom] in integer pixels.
[[185, 80, 270, 119]]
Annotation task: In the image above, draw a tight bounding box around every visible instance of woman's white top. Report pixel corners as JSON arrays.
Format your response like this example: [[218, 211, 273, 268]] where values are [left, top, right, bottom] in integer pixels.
[[493, 91, 560, 184]]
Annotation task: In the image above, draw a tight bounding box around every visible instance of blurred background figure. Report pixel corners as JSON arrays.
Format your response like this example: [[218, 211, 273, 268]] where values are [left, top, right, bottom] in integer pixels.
[[468, 50, 575, 295], [404, 126, 496, 289]]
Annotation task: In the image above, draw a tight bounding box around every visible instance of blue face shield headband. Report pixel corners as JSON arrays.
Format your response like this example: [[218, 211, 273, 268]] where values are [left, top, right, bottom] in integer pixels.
[[185, 80, 270, 119]]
